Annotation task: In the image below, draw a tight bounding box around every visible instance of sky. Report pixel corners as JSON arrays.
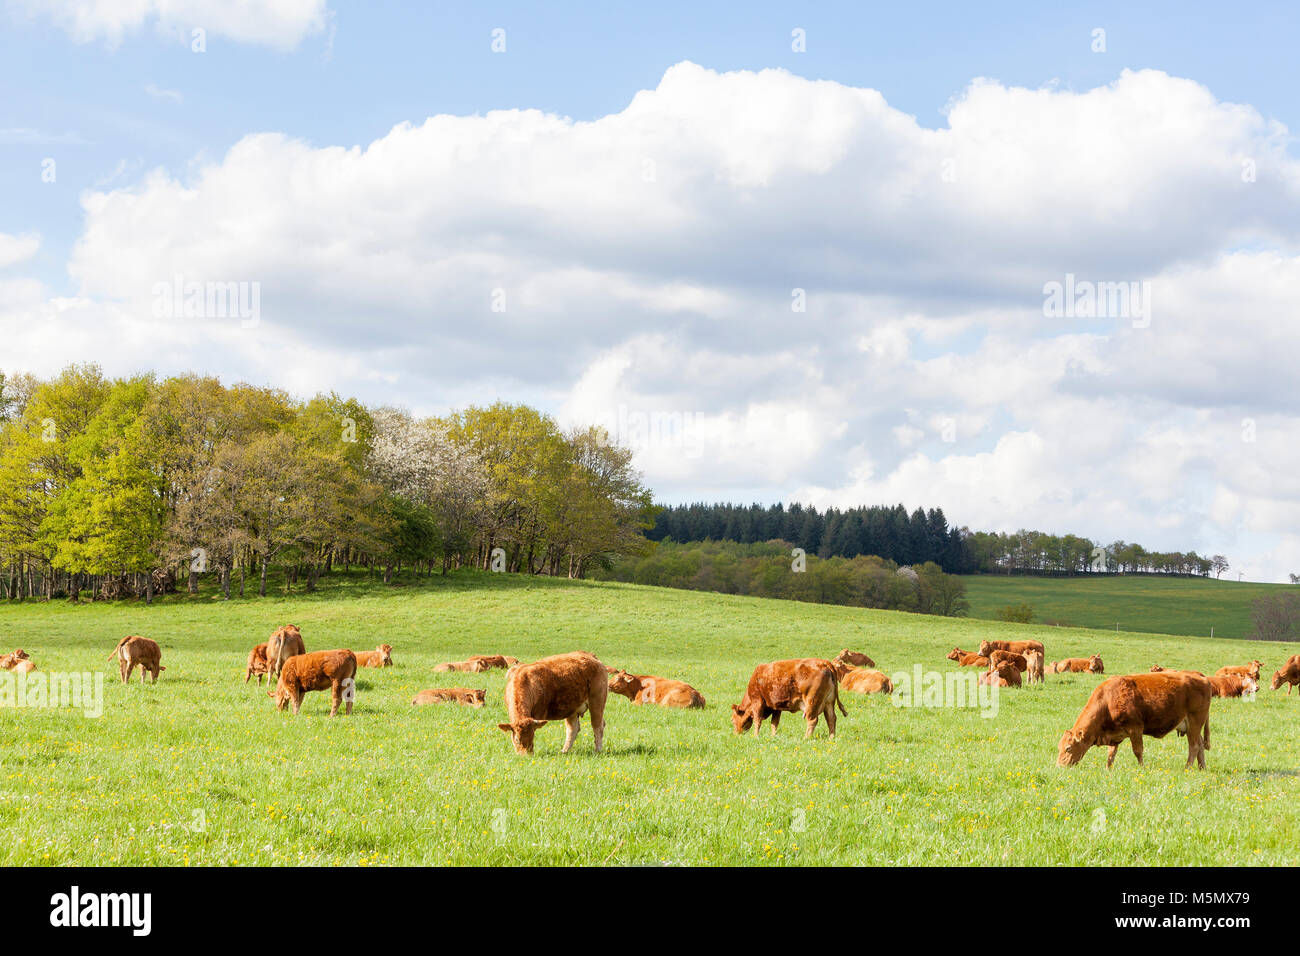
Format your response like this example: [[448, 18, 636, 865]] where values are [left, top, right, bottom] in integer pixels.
[[1, 1, 1299, 580]]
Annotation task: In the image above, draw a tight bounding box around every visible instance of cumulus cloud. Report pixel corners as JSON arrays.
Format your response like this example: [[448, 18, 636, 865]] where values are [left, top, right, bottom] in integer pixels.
[[4, 62, 1300, 577], [0, 233, 40, 268]]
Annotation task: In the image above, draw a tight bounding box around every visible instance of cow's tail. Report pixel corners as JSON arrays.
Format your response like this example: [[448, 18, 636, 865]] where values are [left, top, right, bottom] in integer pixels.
[[1203, 712, 1211, 750], [105, 636, 129, 663], [832, 671, 847, 716]]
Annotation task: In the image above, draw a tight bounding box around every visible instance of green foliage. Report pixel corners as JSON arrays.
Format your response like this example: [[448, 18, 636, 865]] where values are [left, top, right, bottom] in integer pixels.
[[995, 602, 1035, 624]]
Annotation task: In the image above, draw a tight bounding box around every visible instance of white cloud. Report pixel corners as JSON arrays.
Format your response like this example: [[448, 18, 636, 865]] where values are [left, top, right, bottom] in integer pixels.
[[0, 233, 40, 268], [144, 83, 183, 105]]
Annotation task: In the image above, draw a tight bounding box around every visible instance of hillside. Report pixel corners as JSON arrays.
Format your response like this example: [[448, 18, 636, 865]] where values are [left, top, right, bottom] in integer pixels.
[[963, 574, 1292, 640], [2, 572, 1298, 866]]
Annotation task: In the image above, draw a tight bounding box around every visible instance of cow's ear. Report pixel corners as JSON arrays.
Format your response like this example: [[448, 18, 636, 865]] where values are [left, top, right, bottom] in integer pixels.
[[526, 718, 548, 729], [497, 723, 514, 734]]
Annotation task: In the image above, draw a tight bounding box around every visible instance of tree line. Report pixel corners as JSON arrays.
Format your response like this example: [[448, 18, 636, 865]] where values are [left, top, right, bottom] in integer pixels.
[[647, 502, 1223, 578], [0, 366, 654, 602], [590, 538, 970, 616]]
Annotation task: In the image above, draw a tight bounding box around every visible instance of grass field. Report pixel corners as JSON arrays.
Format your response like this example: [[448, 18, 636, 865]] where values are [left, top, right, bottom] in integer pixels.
[[963, 574, 1292, 639], [2, 571, 1298, 866]]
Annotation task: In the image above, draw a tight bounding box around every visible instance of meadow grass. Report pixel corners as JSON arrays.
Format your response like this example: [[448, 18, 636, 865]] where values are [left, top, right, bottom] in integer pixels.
[[1, 571, 1297, 866], [963, 573, 1290, 639]]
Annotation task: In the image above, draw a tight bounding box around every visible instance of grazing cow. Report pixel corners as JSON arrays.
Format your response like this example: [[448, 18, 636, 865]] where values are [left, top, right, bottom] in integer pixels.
[[1050, 656, 1104, 674], [978, 638, 1045, 658], [840, 668, 893, 695], [1215, 661, 1263, 682], [435, 659, 489, 673], [833, 649, 876, 668], [1271, 655, 1300, 694], [497, 651, 608, 755], [1023, 650, 1045, 685], [245, 643, 271, 685], [988, 650, 1028, 673], [1209, 674, 1257, 698], [269, 649, 357, 716], [468, 654, 518, 670], [355, 644, 394, 668], [730, 659, 846, 740], [412, 687, 486, 708], [1057, 671, 1212, 770], [266, 625, 306, 681], [979, 661, 1022, 688], [949, 649, 989, 668], [106, 636, 165, 684], [608, 670, 706, 708]]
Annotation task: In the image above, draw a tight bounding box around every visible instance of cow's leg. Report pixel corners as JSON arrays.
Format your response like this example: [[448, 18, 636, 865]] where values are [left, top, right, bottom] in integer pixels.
[[151, 663, 159, 684], [769, 710, 781, 736], [562, 715, 582, 754], [824, 700, 837, 740], [805, 709, 818, 738], [1106, 744, 1119, 769], [291, 692, 301, 715], [118, 657, 126, 683], [589, 695, 605, 753], [329, 680, 341, 716], [1130, 732, 1144, 766]]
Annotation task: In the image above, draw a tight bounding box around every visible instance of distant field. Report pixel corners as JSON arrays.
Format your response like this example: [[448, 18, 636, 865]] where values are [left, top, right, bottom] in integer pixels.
[[2, 571, 1299, 866], [963, 574, 1293, 639]]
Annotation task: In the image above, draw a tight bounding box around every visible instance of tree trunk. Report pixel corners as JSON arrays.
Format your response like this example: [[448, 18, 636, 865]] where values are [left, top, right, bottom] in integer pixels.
[[259, 558, 268, 597]]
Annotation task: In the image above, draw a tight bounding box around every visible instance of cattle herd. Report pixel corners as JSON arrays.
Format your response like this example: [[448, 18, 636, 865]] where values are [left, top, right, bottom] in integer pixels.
[[5, 629, 1300, 767]]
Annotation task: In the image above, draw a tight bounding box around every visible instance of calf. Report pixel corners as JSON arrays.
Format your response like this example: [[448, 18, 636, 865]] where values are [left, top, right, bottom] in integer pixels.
[[498, 651, 608, 755], [979, 661, 1022, 688], [412, 687, 486, 708], [979, 638, 1045, 658], [1215, 661, 1262, 682], [435, 659, 489, 673], [1023, 650, 1045, 685], [1057, 671, 1212, 770], [988, 649, 1028, 672], [355, 644, 394, 668], [731, 659, 846, 740], [608, 670, 705, 708], [269, 649, 357, 716], [245, 643, 271, 685], [0, 649, 32, 671], [1271, 655, 1300, 694], [266, 625, 306, 680], [1209, 674, 1257, 698], [1050, 656, 1104, 674], [840, 668, 892, 695], [468, 654, 518, 670], [106, 636, 165, 684], [947, 648, 989, 667], [833, 649, 876, 668]]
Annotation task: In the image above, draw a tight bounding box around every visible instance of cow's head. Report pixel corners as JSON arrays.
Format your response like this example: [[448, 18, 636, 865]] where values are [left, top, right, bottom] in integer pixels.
[[946, 648, 962, 662], [498, 718, 547, 754], [1150, 664, 1165, 672], [1247, 660, 1262, 679], [1088, 655, 1104, 673], [12, 648, 28, 660], [730, 702, 756, 734], [470, 689, 487, 708], [378, 644, 393, 666], [1057, 730, 1089, 767], [1242, 677, 1259, 695], [608, 670, 642, 698], [268, 674, 293, 710], [977, 641, 993, 657], [1272, 670, 1285, 690]]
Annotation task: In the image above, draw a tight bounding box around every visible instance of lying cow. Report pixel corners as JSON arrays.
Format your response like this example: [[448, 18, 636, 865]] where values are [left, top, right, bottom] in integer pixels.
[[833, 649, 876, 668], [1215, 661, 1262, 682], [245, 642, 271, 685], [0, 649, 32, 671], [1271, 655, 1300, 694], [1049, 655, 1104, 674], [412, 687, 486, 708], [1209, 674, 1257, 698], [468, 654, 518, 670], [979, 661, 1022, 688], [269, 649, 357, 716], [498, 651, 608, 755], [979, 638, 1045, 658], [1023, 650, 1045, 685], [435, 659, 489, 673], [608, 670, 706, 708], [266, 625, 306, 680], [1057, 671, 1212, 770], [988, 649, 1028, 672], [106, 635, 165, 684], [946, 648, 989, 667], [731, 659, 846, 739], [839, 667, 893, 695], [355, 644, 394, 668]]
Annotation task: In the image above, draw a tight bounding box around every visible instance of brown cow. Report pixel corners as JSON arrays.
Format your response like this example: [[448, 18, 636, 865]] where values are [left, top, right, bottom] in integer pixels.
[[608, 670, 705, 708], [269, 649, 357, 716], [355, 644, 394, 668], [245, 642, 271, 685], [840, 668, 893, 695], [1209, 674, 1257, 698], [1023, 650, 1045, 685], [731, 659, 846, 739], [1149, 664, 1166, 672], [435, 659, 489, 673], [0, 649, 32, 671], [266, 625, 306, 680], [979, 638, 1045, 658], [10, 658, 36, 674], [1215, 661, 1262, 682], [1271, 655, 1300, 694], [412, 687, 486, 708], [833, 649, 876, 668], [988, 649, 1028, 673], [468, 654, 518, 670], [497, 651, 608, 755], [106, 636, 165, 684], [979, 661, 1022, 688], [1050, 655, 1104, 674], [1057, 671, 1212, 770], [946, 648, 990, 667]]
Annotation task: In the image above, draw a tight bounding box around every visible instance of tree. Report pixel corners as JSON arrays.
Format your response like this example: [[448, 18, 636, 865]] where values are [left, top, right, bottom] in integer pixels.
[[1212, 555, 1230, 579]]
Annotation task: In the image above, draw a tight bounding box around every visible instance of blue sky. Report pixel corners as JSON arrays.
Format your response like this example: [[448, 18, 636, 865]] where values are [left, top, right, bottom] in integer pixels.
[[2, 1, 1299, 580]]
